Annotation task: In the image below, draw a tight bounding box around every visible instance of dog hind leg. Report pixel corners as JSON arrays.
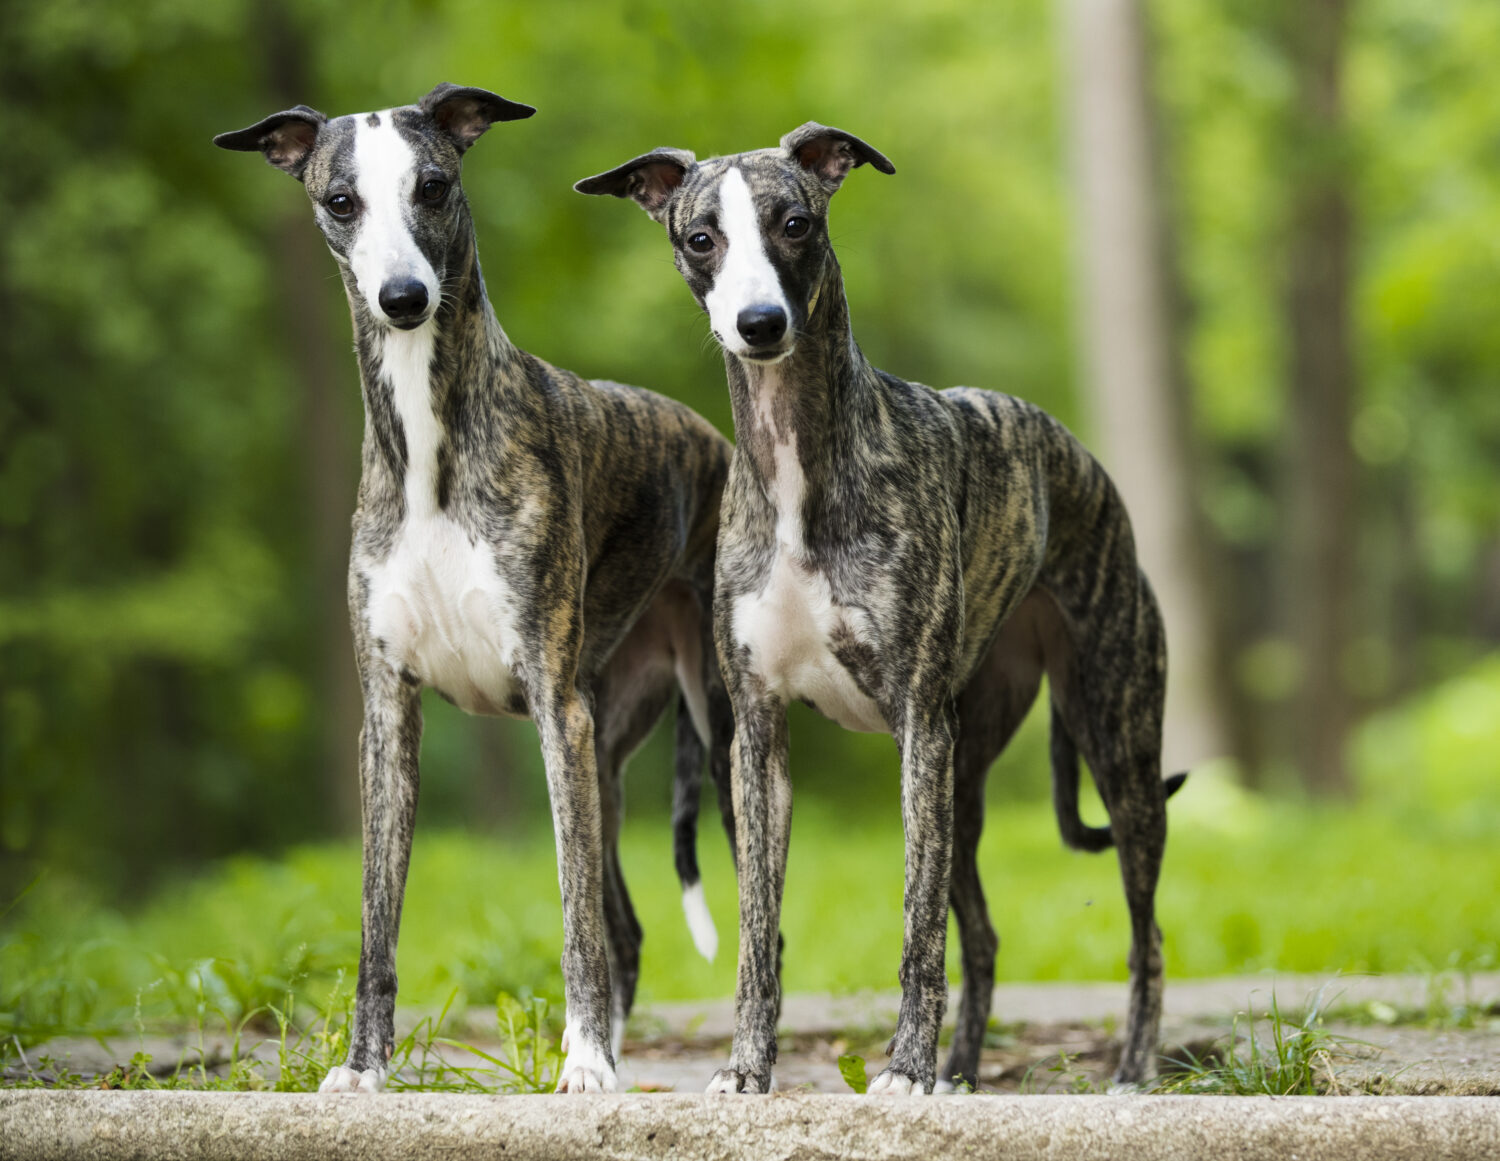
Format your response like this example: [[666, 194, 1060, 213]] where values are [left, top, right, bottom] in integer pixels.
[[592, 658, 677, 1062], [942, 735, 997, 1093], [1104, 756, 1167, 1088], [595, 738, 641, 1065], [942, 655, 1042, 1090], [1053, 581, 1169, 1089]]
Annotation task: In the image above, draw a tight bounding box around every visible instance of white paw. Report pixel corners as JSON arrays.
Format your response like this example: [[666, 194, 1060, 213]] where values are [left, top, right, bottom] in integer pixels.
[[555, 1021, 617, 1094], [556, 1062, 616, 1093], [318, 1065, 386, 1093], [1108, 1080, 1143, 1095], [932, 1078, 956, 1095], [867, 1069, 926, 1096], [706, 1068, 768, 1094]]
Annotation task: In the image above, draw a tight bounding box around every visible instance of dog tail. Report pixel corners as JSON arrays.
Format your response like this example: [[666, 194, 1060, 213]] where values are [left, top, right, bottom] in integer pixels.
[[672, 695, 718, 962], [1050, 702, 1188, 852], [1051, 704, 1114, 852]]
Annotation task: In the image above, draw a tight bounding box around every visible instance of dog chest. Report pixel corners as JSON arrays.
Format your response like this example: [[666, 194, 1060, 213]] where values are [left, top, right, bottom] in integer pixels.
[[732, 552, 888, 734], [363, 513, 525, 716], [360, 325, 524, 717], [732, 369, 888, 733]]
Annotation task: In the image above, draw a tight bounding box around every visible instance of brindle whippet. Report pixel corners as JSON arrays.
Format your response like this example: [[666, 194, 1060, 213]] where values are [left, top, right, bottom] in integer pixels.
[[216, 85, 736, 1094], [579, 124, 1184, 1094]]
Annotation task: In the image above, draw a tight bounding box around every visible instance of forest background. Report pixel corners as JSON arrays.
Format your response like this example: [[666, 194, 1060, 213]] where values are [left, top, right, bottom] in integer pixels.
[[2, 0, 1496, 1028]]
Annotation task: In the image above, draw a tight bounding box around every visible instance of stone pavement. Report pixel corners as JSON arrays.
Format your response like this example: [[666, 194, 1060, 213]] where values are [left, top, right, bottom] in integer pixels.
[[2, 1090, 1498, 1160]]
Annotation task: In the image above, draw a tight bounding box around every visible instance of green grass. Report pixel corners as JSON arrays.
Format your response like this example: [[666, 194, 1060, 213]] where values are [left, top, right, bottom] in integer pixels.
[[1155, 986, 1369, 1096], [4, 781, 1496, 1055], [997, 985, 1377, 1096], [2, 981, 567, 1094]]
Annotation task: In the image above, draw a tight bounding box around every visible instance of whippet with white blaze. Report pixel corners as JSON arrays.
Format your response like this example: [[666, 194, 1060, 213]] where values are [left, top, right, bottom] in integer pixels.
[[579, 124, 1185, 1094], [216, 85, 737, 1095]]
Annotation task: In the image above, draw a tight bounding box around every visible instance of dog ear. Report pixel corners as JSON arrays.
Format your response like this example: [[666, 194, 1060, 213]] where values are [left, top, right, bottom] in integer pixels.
[[574, 149, 697, 222], [781, 122, 895, 193], [419, 83, 536, 152], [213, 106, 327, 180]]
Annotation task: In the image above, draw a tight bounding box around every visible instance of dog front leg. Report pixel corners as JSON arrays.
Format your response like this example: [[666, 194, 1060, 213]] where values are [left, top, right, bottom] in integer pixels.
[[707, 688, 789, 1095], [869, 701, 956, 1096], [320, 659, 422, 1093], [537, 685, 617, 1093]]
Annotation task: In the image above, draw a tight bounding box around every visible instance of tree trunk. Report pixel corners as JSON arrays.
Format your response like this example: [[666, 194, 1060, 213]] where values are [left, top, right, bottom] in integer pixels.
[[1060, 0, 1229, 775], [1282, 0, 1356, 795], [1474, 540, 1500, 647], [263, 5, 363, 831]]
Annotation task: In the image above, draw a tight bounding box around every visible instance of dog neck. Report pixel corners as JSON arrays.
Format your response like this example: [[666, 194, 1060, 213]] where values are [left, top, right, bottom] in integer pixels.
[[343, 212, 518, 509], [724, 256, 877, 531]]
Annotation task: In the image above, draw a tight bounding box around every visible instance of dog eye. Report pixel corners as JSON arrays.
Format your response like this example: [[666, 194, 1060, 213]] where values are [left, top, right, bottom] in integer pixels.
[[326, 194, 355, 219], [421, 179, 448, 203], [784, 216, 809, 239], [687, 232, 714, 254]]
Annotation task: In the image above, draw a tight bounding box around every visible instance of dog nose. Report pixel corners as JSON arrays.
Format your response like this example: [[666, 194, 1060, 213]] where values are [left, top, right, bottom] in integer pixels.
[[378, 279, 429, 323], [736, 305, 787, 348]]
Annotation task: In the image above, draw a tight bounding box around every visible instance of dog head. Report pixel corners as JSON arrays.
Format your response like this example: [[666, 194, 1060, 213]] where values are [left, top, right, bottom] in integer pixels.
[[215, 84, 534, 331], [577, 124, 893, 364]]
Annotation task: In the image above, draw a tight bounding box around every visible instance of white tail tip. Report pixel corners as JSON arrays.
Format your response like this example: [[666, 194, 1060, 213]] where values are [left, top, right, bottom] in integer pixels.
[[681, 881, 718, 963]]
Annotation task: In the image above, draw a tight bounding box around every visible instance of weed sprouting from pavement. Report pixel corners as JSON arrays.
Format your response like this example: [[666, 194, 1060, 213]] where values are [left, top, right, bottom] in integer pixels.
[[422, 991, 565, 1094], [1018, 1048, 1098, 1094], [1154, 986, 1368, 1095]]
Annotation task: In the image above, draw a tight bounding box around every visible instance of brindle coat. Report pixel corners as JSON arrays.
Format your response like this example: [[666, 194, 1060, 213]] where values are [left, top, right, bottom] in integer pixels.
[[215, 86, 734, 1094], [579, 124, 1183, 1094]]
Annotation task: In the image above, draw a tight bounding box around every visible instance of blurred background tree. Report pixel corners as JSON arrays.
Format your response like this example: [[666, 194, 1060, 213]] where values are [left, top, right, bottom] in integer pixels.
[[2, 0, 1497, 896]]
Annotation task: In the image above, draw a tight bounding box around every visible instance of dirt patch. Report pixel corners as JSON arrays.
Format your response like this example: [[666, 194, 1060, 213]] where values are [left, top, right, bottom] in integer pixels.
[[609, 1017, 1500, 1095]]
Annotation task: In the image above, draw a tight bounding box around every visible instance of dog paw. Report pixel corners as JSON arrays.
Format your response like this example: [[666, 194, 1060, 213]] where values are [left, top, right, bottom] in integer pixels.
[[555, 1062, 616, 1093], [554, 1025, 617, 1094], [1107, 1079, 1144, 1095], [867, 1069, 928, 1096], [931, 1078, 956, 1095], [706, 1067, 769, 1094], [318, 1065, 386, 1093]]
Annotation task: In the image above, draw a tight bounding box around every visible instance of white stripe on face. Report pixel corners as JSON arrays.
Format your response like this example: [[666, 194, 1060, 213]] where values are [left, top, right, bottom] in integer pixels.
[[349, 113, 439, 326], [703, 167, 791, 358]]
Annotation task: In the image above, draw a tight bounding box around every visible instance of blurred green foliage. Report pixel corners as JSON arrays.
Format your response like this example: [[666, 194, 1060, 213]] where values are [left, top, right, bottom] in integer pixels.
[[1, 0, 1498, 896], [1159, 0, 1500, 694]]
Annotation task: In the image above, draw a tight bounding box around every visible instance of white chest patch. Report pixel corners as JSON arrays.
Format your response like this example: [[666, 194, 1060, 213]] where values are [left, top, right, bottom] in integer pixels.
[[363, 327, 524, 716], [731, 371, 888, 734]]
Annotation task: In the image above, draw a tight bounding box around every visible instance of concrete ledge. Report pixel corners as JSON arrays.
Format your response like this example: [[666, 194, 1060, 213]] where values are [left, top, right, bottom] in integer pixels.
[[3, 1091, 1498, 1161]]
